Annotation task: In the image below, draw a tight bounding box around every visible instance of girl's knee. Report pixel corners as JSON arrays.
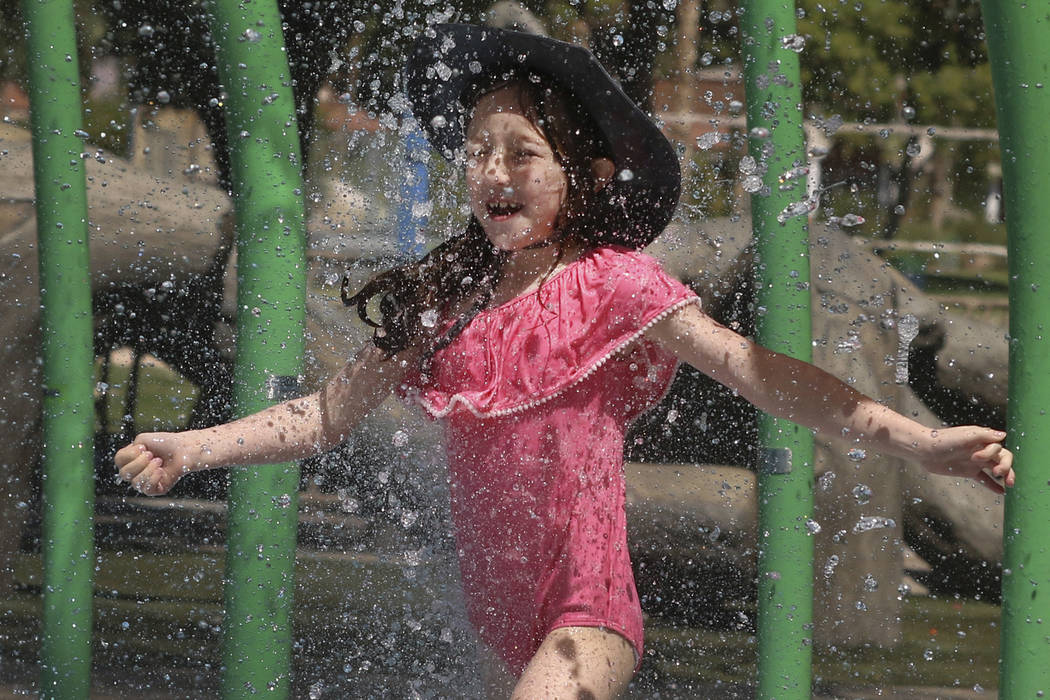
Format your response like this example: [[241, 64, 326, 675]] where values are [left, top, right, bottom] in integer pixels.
[[511, 626, 635, 700]]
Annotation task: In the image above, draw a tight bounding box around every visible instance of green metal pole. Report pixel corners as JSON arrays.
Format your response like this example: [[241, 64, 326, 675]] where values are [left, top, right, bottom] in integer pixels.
[[979, 4, 1050, 698], [204, 2, 308, 697], [741, 2, 815, 698], [22, 1, 96, 697]]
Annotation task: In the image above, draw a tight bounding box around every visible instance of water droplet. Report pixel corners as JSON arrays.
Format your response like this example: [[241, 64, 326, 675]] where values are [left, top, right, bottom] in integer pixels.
[[612, 34, 624, 47], [419, 309, 438, 328], [823, 554, 840, 577], [434, 61, 452, 81], [923, 648, 934, 661], [779, 165, 809, 183], [777, 198, 817, 224], [138, 24, 154, 37], [827, 213, 865, 228], [251, 307, 261, 317], [847, 448, 867, 463], [902, 105, 916, 120], [700, 52, 714, 66], [781, 34, 805, 52], [893, 204, 906, 215], [392, 431, 409, 448], [696, 132, 720, 150], [728, 99, 743, 115], [741, 175, 763, 193], [430, 115, 447, 129], [896, 313, 920, 383], [242, 28, 261, 42], [817, 471, 836, 491], [617, 169, 634, 182], [274, 493, 292, 508], [851, 483, 873, 504], [749, 126, 770, 140], [805, 519, 822, 535], [863, 573, 878, 591], [906, 140, 922, 157], [853, 516, 896, 533]]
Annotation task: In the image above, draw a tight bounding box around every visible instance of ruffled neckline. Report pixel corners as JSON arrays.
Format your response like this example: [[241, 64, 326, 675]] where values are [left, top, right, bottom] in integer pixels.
[[403, 245, 698, 419]]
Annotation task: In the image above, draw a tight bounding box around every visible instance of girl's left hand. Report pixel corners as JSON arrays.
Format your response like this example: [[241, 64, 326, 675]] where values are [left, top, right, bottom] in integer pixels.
[[919, 426, 1015, 494]]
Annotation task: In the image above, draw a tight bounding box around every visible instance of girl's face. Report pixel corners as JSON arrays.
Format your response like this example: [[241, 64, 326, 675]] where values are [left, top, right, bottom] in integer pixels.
[[464, 87, 569, 251]]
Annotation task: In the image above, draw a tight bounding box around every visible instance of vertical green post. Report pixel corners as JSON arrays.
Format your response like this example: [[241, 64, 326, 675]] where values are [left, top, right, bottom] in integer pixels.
[[204, 2, 307, 697], [22, 1, 96, 697], [741, 2, 815, 698], [979, 4, 1050, 698]]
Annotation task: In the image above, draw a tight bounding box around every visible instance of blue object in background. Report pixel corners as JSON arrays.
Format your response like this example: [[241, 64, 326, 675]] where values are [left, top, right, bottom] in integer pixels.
[[397, 111, 430, 259]]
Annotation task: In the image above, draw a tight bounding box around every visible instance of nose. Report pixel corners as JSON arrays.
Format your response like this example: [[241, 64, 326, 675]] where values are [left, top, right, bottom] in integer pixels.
[[478, 149, 510, 188]]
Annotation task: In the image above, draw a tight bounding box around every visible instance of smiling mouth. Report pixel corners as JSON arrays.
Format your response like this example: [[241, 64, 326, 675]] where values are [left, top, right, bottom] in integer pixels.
[[486, 201, 524, 221]]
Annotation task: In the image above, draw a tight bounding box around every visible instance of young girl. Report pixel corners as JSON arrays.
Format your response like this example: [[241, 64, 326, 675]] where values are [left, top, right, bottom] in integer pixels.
[[115, 24, 1014, 700]]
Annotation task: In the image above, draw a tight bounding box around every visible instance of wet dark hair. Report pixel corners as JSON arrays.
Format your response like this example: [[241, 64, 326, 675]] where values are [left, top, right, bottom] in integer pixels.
[[343, 71, 613, 367]]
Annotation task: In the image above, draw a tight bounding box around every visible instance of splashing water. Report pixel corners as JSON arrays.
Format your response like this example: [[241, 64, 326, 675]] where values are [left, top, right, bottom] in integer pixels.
[[846, 448, 867, 463], [827, 213, 866, 228], [824, 554, 840, 578], [896, 313, 920, 384], [779, 165, 809, 183], [851, 484, 873, 505], [781, 34, 806, 52], [696, 132, 720, 150], [741, 175, 763, 194], [817, 471, 836, 492], [777, 197, 818, 224], [852, 515, 896, 533]]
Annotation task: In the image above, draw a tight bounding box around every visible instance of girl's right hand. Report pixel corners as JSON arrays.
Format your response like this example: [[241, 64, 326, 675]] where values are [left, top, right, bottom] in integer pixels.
[[114, 432, 201, 496]]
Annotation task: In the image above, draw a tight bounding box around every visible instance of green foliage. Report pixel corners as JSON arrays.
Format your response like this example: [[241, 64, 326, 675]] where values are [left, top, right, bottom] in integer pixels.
[[796, 0, 994, 126]]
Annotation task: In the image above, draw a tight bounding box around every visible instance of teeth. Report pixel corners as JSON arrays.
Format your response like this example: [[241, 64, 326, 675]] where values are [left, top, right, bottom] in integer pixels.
[[488, 202, 521, 216]]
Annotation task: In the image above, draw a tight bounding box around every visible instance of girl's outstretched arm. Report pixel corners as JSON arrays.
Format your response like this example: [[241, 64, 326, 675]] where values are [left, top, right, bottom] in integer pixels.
[[114, 345, 411, 496], [646, 304, 1014, 493]]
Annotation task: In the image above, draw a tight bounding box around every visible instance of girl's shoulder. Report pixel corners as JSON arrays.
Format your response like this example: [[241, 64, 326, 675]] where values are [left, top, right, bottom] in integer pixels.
[[572, 244, 691, 302], [580, 243, 666, 273]]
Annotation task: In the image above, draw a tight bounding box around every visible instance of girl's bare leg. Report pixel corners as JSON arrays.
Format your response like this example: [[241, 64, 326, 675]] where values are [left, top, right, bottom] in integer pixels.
[[510, 626, 636, 700]]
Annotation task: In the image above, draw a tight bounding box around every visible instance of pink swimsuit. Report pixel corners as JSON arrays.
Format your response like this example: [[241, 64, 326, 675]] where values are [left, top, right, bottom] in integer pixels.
[[400, 245, 699, 673]]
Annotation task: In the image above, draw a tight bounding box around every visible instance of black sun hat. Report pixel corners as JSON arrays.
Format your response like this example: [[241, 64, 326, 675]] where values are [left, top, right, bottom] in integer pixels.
[[405, 23, 682, 249]]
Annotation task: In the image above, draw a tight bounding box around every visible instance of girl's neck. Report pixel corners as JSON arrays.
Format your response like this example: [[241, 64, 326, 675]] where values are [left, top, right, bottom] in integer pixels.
[[493, 240, 584, 304]]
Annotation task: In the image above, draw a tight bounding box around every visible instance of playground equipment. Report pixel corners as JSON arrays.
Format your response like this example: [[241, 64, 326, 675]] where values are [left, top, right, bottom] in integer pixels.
[[201, 1, 309, 697], [980, 3, 1050, 697], [740, 2, 816, 698], [21, 0, 96, 697]]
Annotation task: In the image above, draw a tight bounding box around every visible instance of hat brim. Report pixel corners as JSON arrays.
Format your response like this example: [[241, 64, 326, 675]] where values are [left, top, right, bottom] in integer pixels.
[[405, 23, 681, 249]]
